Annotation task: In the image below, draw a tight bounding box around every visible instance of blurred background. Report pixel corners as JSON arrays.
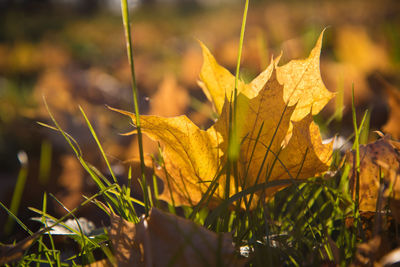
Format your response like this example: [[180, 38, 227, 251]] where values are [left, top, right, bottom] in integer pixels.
[[1, 0, 400, 241]]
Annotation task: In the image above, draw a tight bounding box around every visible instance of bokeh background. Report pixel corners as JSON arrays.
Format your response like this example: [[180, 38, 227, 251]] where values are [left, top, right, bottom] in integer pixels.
[[1, 0, 400, 241]]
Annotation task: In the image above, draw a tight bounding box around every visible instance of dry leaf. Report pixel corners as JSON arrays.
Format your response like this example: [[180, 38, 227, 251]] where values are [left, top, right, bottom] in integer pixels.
[[353, 232, 397, 266], [383, 84, 400, 140], [353, 236, 389, 266], [198, 41, 245, 114], [322, 26, 390, 118], [0, 226, 57, 265], [211, 70, 332, 195], [275, 31, 334, 121], [200, 31, 334, 122], [0, 235, 36, 265], [109, 207, 245, 267], [125, 74, 190, 160], [109, 108, 223, 206], [111, 32, 333, 207], [108, 212, 138, 266], [346, 135, 400, 218]]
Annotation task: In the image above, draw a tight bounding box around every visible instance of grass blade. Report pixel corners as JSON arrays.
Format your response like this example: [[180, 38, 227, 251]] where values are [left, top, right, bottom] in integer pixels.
[[120, 0, 149, 215]]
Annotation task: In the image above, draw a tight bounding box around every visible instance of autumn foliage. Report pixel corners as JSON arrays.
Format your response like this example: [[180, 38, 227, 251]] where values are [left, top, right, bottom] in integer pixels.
[[3, 1, 400, 265], [111, 31, 334, 207]]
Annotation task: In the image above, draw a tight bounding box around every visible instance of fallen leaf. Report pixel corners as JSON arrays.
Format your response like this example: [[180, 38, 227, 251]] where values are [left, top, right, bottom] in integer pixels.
[[111, 32, 333, 207], [346, 135, 400, 218], [261, 113, 333, 195], [109, 207, 245, 267], [383, 84, 400, 140], [198, 41, 245, 114], [200, 31, 334, 122], [352, 230, 397, 266], [0, 235, 36, 265], [125, 74, 190, 160], [108, 211, 138, 266], [321, 61, 372, 111], [353, 236, 387, 266], [0, 226, 58, 265], [109, 107, 223, 206]]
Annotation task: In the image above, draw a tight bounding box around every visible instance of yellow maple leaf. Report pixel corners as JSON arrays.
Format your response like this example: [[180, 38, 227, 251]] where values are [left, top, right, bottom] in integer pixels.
[[212, 69, 296, 187], [111, 32, 333, 207], [108, 107, 226, 206], [200, 31, 334, 122]]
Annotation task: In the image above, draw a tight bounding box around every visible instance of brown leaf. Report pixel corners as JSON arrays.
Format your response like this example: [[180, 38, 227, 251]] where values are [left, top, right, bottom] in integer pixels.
[[109, 212, 139, 266], [0, 235, 36, 265], [109, 208, 245, 267], [353, 236, 386, 266], [0, 227, 55, 265], [346, 136, 400, 219], [383, 84, 400, 140]]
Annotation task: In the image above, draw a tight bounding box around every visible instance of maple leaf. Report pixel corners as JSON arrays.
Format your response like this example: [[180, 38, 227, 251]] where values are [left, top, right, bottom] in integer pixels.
[[125, 74, 190, 160], [200, 31, 334, 122], [110, 31, 333, 207], [108, 107, 225, 206]]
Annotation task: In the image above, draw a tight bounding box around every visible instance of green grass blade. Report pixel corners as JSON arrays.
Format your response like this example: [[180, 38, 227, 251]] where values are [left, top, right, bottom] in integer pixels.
[[351, 84, 361, 248], [38, 140, 52, 185], [48, 193, 96, 262], [79, 106, 117, 183], [4, 151, 28, 235], [205, 178, 306, 227], [1, 201, 33, 236], [120, 0, 149, 214], [37, 121, 83, 157]]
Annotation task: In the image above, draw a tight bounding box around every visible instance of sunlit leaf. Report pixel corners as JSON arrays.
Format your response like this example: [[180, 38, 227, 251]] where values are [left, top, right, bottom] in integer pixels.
[[111, 32, 333, 207]]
